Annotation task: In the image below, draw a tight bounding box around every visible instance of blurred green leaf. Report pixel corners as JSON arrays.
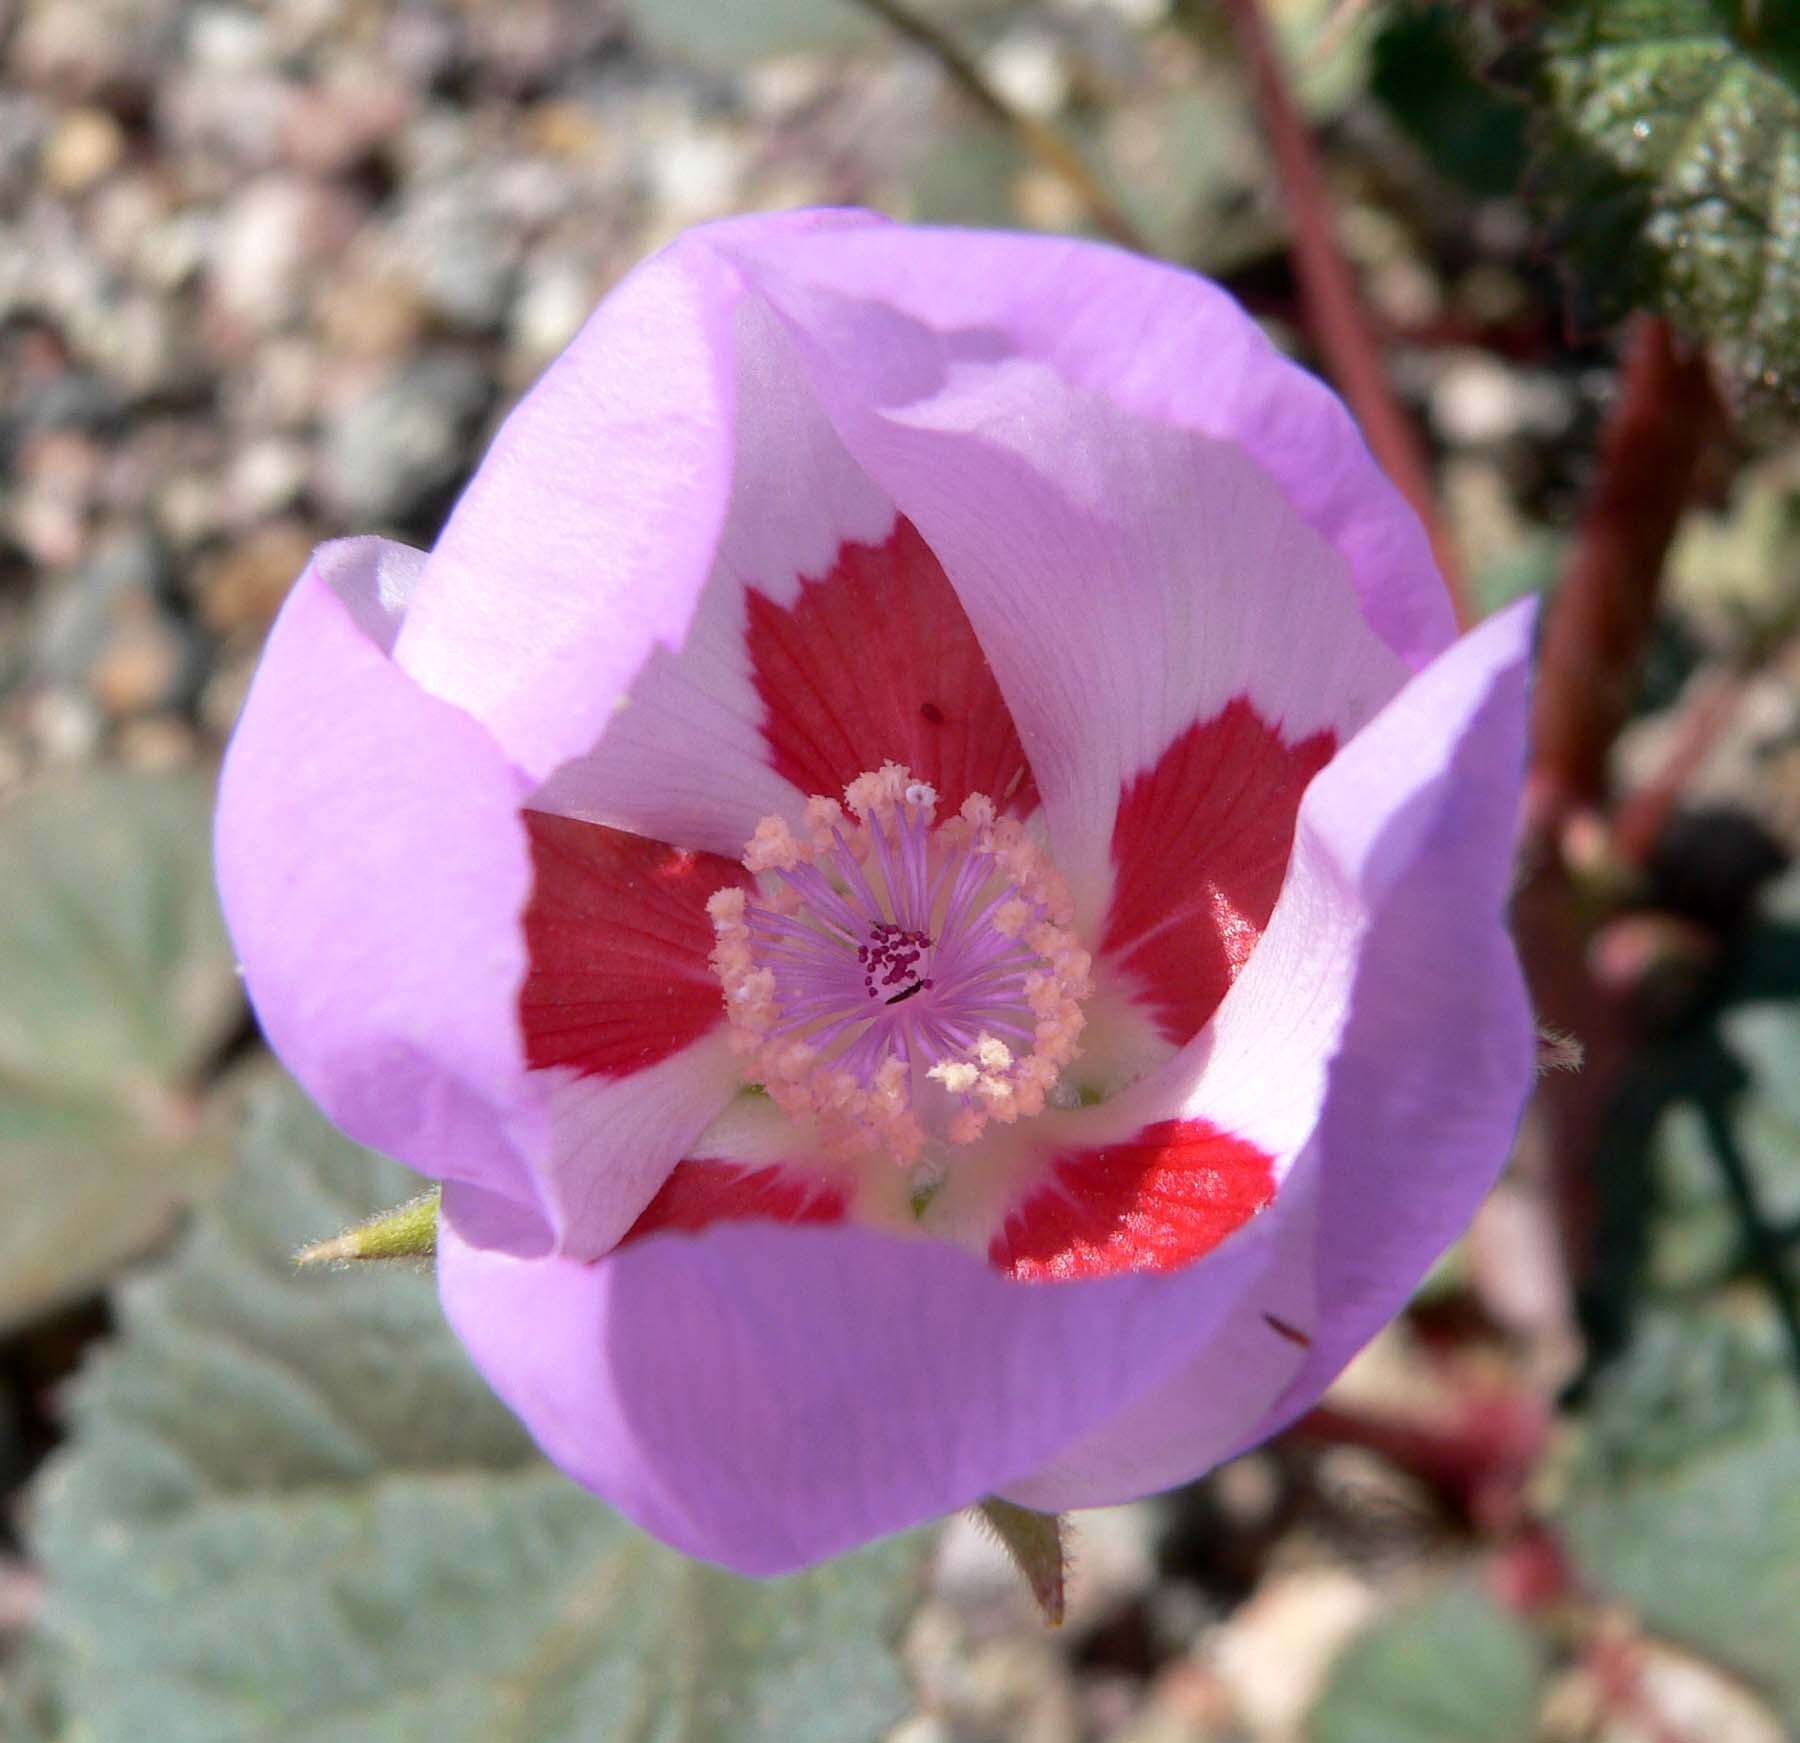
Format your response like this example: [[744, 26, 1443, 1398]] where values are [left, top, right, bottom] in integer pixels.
[[0, 1652, 57, 1743], [0, 771, 242, 1332], [1558, 1310, 1800, 1727], [1307, 1577, 1548, 1743], [27, 1075, 924, 1743], [1539, 0, 1800, 386], [1106, 81, 1282, 274], [1372, 4, 1531, 198], [1589, 867, 1800, 1328], [906, 115, 1030, 229], [617, 0, 1006, 72], [1638, 1001, 1800, 1298], [1667, 450, 1800, 642]]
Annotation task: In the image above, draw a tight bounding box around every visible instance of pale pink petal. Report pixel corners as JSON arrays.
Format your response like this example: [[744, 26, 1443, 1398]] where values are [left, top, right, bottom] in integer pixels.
[[525, 297, 1034, 853], [215, 537, 547, 1224], [394, 214, 1025, 862], [437, 1195, 1280, 1575], [717, 226, 1427, 932], [999, 600, 1537, 1506], [219, 541, 771, 1261]]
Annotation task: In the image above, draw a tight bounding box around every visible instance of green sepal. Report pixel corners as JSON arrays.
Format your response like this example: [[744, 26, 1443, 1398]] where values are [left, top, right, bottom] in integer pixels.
[[973, 1496, 1068, 1625], [296, 1186, 440, 1265]]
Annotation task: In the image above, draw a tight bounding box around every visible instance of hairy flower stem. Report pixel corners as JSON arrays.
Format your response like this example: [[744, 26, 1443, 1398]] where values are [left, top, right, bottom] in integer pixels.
[[1219, 0, 1469, 627]]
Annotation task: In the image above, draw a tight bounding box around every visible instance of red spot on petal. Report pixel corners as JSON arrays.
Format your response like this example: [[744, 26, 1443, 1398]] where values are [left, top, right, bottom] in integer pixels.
[[990, 1118, 1276, 1280], [519, 811, 750, 1078], [1104, 700, 1334, 1046], [746, 518, 1037, 817], [621, 1158, 847, 1245]]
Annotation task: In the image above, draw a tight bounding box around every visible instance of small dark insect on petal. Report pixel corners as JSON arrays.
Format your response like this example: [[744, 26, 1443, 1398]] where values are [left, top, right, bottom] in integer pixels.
[[919, 700, 945, 724]]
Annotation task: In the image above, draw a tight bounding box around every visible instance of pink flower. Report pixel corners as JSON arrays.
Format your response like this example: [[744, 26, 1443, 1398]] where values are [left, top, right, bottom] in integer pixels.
[[216, 211, 1535, 1575]]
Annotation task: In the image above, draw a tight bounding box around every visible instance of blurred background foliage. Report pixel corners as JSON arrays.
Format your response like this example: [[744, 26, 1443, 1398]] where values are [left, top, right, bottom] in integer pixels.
[[1, 0, 1799, 1738]]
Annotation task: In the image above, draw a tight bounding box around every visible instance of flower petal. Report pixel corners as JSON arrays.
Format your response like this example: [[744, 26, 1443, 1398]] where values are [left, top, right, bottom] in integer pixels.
[[742, 513, 1036, 818], [720, 224, 1427, 919], [396, 212, 1025, 860], [997, 599, 1537, 1507], [725, 223, 1452, 666], [394, 214, 872, 787], [987, 1118, 1277, 1282], [218, 540, 772, 1262], [519, 812, 748, 1078], [1101, 698, 1336, 1048], [215, 537, 546, 1223], [520, 301, 1032, 853], [437, 1195, 1280, 1576], [1245, 601, 1540, 1445], [508, 809, 767, 1258]]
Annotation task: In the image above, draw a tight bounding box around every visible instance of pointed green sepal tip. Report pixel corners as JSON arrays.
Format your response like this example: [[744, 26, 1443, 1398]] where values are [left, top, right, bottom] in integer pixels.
[[974, 1496, 1068, 1626], [296, 1187, 440, 1267]]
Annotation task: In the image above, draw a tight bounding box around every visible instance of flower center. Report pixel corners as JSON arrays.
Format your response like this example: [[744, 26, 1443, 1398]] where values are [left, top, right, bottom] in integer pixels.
[[708, 763, 1092, 1166]]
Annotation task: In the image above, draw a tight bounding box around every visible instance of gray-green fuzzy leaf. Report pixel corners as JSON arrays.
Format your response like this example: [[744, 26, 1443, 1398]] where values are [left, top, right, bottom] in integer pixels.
[[1308, 1578, 1548, 1743], [1558, 1309, 1800, 1729], [0, 770, 242, 1330]]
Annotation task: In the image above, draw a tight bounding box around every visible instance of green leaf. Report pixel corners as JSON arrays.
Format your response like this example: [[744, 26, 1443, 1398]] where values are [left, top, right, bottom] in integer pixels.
[[1307, 1577, 1549, 1743], [0, 1650, 58, 1743], [1558, 1310, 1800, 1728], [27, 1074, 924, 1743], [1539, 0, 1800, 386], [1589, 864, 1800, 1320], [0, 771, 242, 1331], [1639, 1001, 1800, 1297], [906, 116, 1031, 230], [1371, 5, 1531, 199], [616, 0, 1005, 73]]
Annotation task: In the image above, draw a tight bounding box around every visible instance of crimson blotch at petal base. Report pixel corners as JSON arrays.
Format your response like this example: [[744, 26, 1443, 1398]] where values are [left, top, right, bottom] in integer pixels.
[[215, 210, 1536, 1575]]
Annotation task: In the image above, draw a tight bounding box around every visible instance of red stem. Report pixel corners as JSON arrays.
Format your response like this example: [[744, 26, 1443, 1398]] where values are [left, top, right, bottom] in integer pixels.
[[1296, 1390, 1545, 1528], [1528, 317, 1722, 833], [1221, 0, 1470, 628], [1516, 315, 1723, 1288]]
